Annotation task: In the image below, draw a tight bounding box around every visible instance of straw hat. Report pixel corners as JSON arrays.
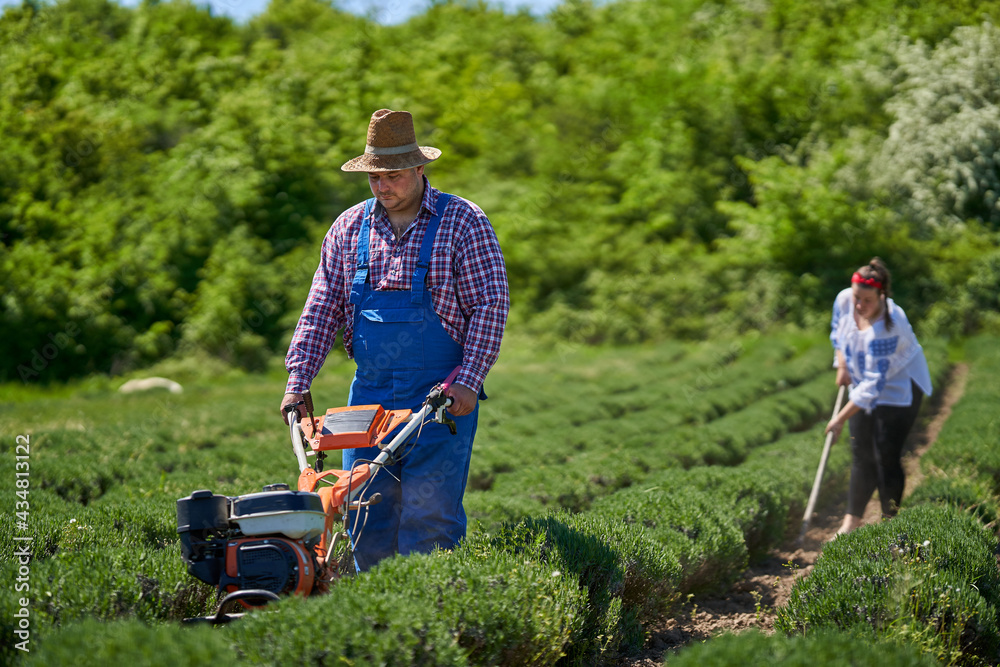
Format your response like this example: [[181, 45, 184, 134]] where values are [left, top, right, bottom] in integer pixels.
[[341, 109, 441, 172]]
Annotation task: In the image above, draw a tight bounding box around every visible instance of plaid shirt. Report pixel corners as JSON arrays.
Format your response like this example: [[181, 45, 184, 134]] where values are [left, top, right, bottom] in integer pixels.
[[285, 178, 509, 395]]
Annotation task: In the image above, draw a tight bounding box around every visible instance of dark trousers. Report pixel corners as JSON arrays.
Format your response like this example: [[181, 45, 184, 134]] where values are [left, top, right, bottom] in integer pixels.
[[847, 381, 924, 517]]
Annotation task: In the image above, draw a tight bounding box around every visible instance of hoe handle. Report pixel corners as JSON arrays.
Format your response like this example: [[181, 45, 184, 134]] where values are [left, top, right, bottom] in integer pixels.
[[799, 384, 847, 542]]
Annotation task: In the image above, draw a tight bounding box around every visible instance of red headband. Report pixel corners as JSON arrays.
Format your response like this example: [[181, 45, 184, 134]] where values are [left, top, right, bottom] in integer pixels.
[[852, 271, 883, 290]]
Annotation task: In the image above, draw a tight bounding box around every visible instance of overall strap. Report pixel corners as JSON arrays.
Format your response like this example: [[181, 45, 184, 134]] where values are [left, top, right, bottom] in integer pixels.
[[349, 198, 376, 306], [410, 193, 452, 304]]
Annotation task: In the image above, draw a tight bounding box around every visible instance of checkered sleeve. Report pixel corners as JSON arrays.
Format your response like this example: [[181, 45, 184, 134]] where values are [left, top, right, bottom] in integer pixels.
[[284, 221, 351, 394], [451, 204, 510, 393]]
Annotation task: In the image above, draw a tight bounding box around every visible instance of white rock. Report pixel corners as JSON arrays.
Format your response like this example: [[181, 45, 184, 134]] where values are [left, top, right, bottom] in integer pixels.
[[118, 377, 183, 394]]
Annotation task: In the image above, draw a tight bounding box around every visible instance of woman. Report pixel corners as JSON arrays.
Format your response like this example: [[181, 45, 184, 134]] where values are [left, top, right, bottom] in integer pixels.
[[826, 258, 933, 535]]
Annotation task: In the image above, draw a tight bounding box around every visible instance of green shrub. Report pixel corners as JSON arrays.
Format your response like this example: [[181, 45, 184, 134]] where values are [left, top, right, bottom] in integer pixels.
[[588, 484, 747, 595], [647, 466, 794, 561], [690, 371, 834, 466], [904, 474, 1000, 526], [463, 513, 681, 664], [471, 333, 841, 521], [465, 492, 552, 531], [668, 628, 940, 666], [776, 504, 1000, 665], [0, 489, 217, 666], [25, 618, 231, 666], [228, 549, 585, 666], [2, 542, 214, 629], [884, 566, 998, 666], [921, 336, 1000, 495]]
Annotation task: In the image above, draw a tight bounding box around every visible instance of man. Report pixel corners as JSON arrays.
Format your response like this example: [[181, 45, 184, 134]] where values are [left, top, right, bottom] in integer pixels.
[[279, 108, 509, 571]]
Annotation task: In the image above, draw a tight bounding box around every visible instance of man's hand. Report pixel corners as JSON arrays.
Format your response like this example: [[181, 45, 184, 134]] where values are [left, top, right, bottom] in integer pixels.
[[836, 366, 851, 387], [445, 383, 478, 417], [280, 392, 305, 423]]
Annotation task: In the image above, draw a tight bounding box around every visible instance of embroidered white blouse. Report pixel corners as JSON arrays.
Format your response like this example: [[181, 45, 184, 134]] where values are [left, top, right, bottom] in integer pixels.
[[830, 288, 933, 412]]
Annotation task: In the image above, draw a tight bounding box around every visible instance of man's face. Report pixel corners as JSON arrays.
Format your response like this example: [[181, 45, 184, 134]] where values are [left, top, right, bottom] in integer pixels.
[[368, 166, 424, 214]]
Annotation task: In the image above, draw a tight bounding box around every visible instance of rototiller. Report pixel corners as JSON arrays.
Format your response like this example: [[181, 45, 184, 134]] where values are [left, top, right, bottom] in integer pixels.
[[176, 368, 461, 623]]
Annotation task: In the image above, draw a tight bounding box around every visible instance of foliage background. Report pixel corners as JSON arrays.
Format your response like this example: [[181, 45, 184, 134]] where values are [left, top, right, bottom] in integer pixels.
[[2, 0, 1000, 382]]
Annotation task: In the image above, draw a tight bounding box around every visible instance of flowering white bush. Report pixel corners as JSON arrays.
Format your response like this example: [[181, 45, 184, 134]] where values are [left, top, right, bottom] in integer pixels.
[[870, 23, 1000, 228]]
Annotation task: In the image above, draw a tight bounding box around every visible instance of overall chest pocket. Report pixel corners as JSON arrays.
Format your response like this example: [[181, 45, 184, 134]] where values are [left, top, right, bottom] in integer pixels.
[[359, 307, 423, 324]]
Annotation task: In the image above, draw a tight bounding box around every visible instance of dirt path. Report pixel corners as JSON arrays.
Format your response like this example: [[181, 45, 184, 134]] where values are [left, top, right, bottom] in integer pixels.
[[620, 363, 970, 666]]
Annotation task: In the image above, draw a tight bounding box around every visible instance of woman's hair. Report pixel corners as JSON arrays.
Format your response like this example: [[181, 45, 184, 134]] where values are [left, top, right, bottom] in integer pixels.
[[854, 257, 894, 330]]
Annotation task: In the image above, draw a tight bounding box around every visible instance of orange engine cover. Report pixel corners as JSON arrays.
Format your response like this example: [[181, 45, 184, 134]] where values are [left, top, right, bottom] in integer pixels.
[[300, 405, 411, 450]]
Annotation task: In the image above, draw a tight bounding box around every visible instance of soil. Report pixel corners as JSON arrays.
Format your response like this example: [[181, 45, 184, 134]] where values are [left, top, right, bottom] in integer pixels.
[[619, 363, 970, 666]]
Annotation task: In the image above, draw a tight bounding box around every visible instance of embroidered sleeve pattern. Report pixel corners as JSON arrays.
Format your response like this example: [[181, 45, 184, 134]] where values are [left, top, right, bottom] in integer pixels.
[[830, 289, 852, 366]]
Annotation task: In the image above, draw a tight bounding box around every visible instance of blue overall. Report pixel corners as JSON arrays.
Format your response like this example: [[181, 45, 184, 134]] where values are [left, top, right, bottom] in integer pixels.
[[342, 194, 480, 572]]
